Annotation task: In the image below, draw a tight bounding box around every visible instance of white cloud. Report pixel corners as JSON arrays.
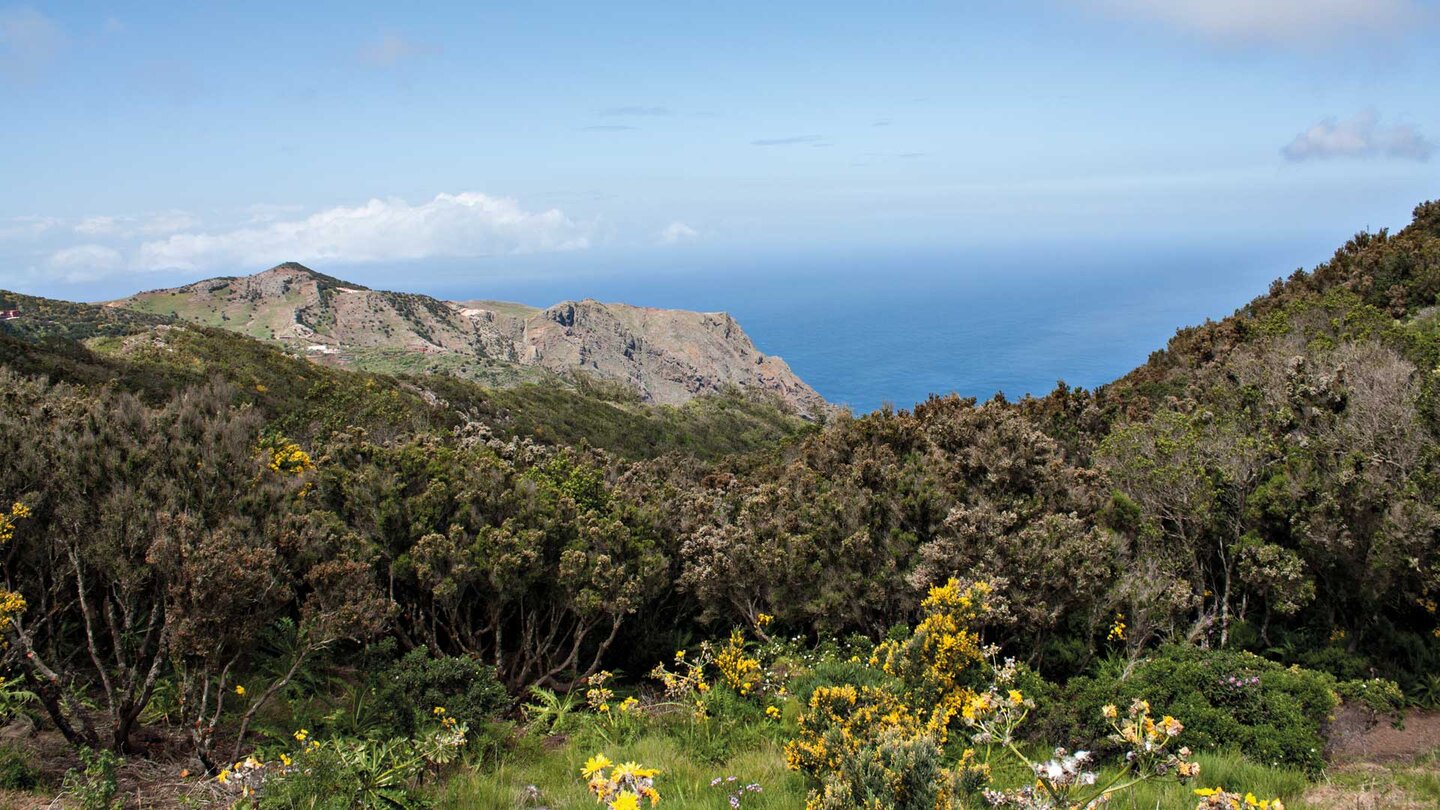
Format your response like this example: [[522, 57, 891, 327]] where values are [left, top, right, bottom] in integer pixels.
[[74, 210, 201, 237], [243, 203, 306, 224], [135, 192, 592, 272], [658, 222, 699, 245], [358, 34, 440, 67], [0, 6, 64, 82], [73, 216, 121, 236], [47, 244, 123, 281], [0, 215, 60, 240], [1083, 0, 1427, 45], [1282, 110, 1433, 162]]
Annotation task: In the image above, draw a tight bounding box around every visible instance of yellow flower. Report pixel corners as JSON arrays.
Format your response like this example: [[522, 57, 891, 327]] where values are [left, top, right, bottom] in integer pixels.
[[1108, 613, 1127, 641], [611, 794, 640, 810], [432, 706, 446, 716], [1007, 689, 1024, 706], [757, 612, 774, 627], [1195, 787, 1219, 797], [234, 685, 245, 696], [293, 728, 309, 742], [582, 754, 612, 779], [1102, 704, 1118, 719], [279, 753, 292, 767], [766, 705, 782, 719], [217, 768, 230, 784], [1159, 715, 1183, 737]]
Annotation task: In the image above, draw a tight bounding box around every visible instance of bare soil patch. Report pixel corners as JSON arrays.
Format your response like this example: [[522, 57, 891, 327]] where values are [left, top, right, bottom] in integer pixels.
[[1326, 706, 1440, 764]]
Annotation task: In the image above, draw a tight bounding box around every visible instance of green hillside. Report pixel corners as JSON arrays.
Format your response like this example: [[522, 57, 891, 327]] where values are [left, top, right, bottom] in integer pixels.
[[0, 202, 1438, 808]]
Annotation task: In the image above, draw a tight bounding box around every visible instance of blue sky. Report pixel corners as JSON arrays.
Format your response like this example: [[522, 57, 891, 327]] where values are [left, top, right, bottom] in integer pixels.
[[2, 1, 1438, 300]]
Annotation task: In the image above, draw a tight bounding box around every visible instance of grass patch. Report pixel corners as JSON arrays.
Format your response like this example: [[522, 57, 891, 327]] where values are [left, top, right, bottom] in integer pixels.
[[438, 731, 806, 809]]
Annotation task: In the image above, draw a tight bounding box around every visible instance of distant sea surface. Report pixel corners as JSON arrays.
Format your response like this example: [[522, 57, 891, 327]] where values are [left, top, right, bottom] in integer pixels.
[[415, 238, 1332, 414]]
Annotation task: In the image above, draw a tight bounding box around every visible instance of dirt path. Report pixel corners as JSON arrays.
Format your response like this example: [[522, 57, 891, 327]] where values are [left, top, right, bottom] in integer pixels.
[[1303, 707, 1440, 809], [1326, 706, 1440, 764]]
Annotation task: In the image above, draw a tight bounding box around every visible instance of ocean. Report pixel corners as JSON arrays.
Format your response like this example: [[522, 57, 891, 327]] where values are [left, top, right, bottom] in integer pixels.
[[407, 237, 1332, 414]]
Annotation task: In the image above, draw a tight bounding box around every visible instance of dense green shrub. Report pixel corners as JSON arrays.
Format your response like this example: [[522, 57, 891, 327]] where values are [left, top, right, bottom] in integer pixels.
[[258, 737, 431, 810], [808, 727, 959, 810], [1335, 678, 1405, 725], [786, 657, 897, 704], [0, 742, 37, 790], [1055, 645, 1337, 773], [374, 649, 510, 737]]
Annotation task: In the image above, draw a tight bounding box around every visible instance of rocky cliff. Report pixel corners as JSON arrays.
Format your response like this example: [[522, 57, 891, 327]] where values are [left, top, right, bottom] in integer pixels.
[[114, 263, 828, 417]]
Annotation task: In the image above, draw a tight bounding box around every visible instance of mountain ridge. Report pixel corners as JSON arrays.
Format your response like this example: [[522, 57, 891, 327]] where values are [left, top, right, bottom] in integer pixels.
[[113, 262, 829, 417]]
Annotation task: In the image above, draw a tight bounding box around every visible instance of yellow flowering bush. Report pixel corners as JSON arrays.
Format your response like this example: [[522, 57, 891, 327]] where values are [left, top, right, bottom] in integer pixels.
[[785, 684, 926, 775], [582, 753, 661, 809], [651, 647, 711, 701], [871, 578, 991, 742], [715, 628, 763, 696], [583, 671, 643, 744], [0, 502, 28, 636], [0, 501, 28, 545], [263, 437, 313, 475]]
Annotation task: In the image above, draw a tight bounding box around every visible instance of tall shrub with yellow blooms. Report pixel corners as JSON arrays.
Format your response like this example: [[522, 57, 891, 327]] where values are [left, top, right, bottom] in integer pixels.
[[0, 502, 28, 634]]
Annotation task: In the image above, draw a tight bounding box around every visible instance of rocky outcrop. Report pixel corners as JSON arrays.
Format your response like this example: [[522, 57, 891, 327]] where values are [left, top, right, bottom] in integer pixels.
[[115, 263, 828, 417]]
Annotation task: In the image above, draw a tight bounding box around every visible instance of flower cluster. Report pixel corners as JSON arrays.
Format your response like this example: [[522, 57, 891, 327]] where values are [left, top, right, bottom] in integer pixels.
[[582, 754, 661, 809], [264, 438, 313, 475], [1108, 612, 1127, 642], [586, 671, 617, 713], [0, 502, 29, 636], [785, 684, 927, 774], [0, 589, 25, 634], [1194, 786, 1286, 809], [714, 628, 763, 696], [651, 648, 711, 700], [1107, 699, 1198, 780], [651, 626, 789, 717], [978, 744, 1105, 808], [711, 775, 763, 808], [216, 755, 267, 798], [0, 501, 28, 545], [1219, 674, 1262, 691], [961, 654, 1035, 748], [871, 578, 991, 742]]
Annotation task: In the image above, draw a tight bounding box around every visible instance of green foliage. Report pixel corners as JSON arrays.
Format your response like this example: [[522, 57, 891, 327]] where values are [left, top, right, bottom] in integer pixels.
[[786, 657, 896, 705], [0, 674, 36, 722], [374, 649, 510, 738], [1411, 673, 1440, 709], [258, 737, 433, 810], [60, 747, 122, 810], [1057, 645, 1337, 773], [522, 686, 581, 736], [1334, 678, 1405, 724], [0, 742, 38, 790], [807, 727, 958, 810]]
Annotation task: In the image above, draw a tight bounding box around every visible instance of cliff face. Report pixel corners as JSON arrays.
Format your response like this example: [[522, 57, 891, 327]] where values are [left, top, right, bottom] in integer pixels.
[[115, 263, 828, 417]]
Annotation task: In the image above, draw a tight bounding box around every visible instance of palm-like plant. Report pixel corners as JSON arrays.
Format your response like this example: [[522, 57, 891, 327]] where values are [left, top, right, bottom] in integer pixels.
[[522, 685, 579, 735]]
